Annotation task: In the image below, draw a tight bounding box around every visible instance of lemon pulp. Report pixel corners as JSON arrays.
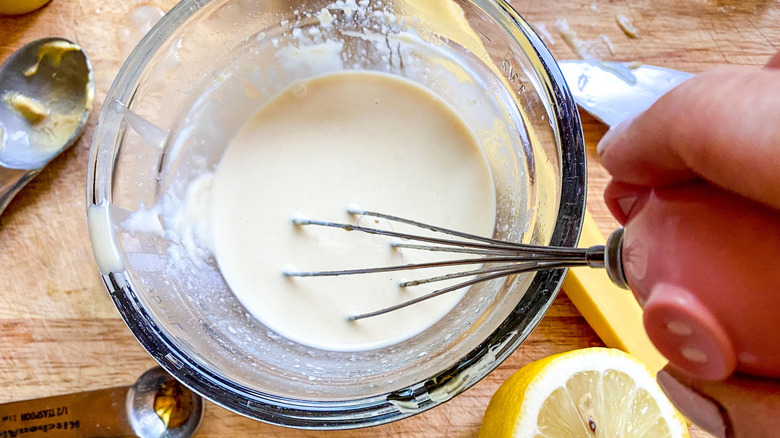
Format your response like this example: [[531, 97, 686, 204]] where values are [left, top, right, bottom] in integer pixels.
[[479, 348, 689, 438]]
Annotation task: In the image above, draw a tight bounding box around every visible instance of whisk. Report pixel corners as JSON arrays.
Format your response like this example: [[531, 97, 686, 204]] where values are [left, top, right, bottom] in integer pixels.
[[283, 209, 629, 321]]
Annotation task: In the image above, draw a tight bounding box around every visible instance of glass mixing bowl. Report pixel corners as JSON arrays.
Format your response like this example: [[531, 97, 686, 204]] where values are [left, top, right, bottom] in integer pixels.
[[87, 0, 585, 429]]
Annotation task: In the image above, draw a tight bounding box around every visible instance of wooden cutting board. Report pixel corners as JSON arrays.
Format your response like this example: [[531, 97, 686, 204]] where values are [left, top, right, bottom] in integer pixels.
[[1, 1, 777, 436]]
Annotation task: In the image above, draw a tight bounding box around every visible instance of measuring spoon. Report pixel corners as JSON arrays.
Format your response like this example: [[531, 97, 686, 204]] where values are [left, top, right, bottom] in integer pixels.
[[0, 37, 94, 216], [0, 367, 204, 438]]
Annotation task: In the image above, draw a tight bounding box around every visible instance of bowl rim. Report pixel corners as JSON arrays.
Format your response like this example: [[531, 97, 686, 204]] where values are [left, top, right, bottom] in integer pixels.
[[87, 0, 585, 429]]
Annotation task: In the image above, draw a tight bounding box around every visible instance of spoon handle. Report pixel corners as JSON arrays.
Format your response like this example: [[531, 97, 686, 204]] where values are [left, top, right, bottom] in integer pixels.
[[0, 385, 137, 438], [0, 166, 39, 217], [0, 367, 202, 438]]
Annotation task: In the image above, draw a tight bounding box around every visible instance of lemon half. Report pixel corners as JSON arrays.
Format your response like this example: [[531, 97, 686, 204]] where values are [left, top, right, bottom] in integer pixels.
[[479, 348, 688, 438], [0, 0, 51, 15]]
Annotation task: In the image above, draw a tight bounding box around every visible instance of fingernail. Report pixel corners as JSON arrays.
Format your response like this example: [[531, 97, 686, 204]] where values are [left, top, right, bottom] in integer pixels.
[[604, 184, 648, 224], [657, 370, 729, 438], [597, 112, 640, 156], [615, 195, 638, 222]]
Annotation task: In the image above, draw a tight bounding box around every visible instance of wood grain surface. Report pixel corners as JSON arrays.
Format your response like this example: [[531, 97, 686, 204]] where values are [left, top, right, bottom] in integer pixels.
[[1, 0, 778, 436]]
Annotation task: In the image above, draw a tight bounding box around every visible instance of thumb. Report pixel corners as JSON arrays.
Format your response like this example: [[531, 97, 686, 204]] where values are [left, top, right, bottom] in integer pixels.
[[657, 367, 780, 438], [597, 64, 780, 210]]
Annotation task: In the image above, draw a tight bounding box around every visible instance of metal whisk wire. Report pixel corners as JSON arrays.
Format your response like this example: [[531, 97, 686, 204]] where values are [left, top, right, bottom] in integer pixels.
[[283, 209, 628, 320]]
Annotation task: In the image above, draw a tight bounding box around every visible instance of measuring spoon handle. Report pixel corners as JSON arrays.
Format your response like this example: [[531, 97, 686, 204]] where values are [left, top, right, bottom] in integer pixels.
[[0, 367, 203, 438], [0, 385, 136, 438]]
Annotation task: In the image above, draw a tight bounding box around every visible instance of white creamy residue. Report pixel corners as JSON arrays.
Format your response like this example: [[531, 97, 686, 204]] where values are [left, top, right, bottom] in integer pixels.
[[616, 14, 639, 38], [88, 202, 126, 274], [117, 5, 166, 60], [554, 18, 615, 60]]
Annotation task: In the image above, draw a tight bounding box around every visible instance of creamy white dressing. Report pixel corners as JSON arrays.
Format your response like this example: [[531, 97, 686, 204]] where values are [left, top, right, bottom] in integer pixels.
[[211, 71, 496, 350]]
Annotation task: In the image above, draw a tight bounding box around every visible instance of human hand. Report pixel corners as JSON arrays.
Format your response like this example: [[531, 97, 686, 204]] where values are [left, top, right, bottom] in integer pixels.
[[597, 52, 780, 437], [657, 366, 780, 438]]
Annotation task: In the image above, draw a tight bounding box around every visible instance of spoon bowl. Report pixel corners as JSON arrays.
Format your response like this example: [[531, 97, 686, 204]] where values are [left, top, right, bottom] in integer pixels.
[[0, 37, 93, 214], [129, 367, 205, 438]]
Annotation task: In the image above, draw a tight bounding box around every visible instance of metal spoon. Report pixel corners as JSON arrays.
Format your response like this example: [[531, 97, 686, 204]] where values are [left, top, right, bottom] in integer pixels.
[[0, 37, 94, 216], [0, 367, 204, 438]]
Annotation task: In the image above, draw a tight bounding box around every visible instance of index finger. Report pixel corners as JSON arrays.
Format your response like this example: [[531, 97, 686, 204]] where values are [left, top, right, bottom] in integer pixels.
[[597, 65, 780, 210]]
